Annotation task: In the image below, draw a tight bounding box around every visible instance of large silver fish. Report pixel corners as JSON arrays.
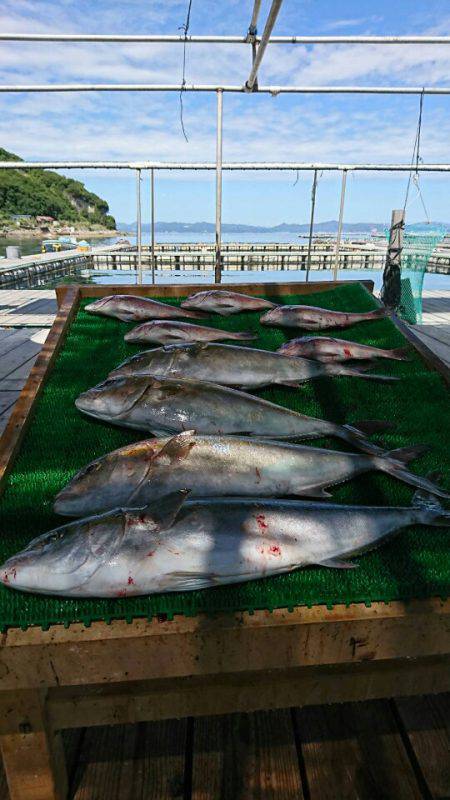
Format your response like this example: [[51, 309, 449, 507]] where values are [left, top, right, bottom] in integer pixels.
[[125, 320, 257, 345], [2, 490, 448, 597], [75, 375, 391, 452], [278, 336, 409, 363], [181, 289, 276, 316], [261, 304, 389, 330], [108, 343, 397, 388], [54, 432, 448, 518], [85, 295, 205, 322]]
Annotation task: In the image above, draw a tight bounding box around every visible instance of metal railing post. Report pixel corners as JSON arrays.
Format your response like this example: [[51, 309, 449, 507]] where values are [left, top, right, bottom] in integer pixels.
[[150, 168, 156, 284], [305, 169, 318, 282], [215, 89, 223, 284], [136, 168, 142, 284], [333, 170, 347, 281]]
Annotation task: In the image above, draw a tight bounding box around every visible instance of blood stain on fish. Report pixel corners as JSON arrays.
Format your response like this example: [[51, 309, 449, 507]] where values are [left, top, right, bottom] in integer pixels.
[[127, 576, 135, 585], [255, 467, 261, 483], [269, 545, 281, 557], [146, 550, 155, 558], [116, 589, 127, 597], [256, 514, 268, 532]]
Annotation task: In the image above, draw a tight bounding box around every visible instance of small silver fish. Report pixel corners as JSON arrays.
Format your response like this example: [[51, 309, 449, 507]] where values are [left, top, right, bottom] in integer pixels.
[[278, 336, 410, 362], [2, 489, 448, 597], [75, 374, 392, 453], [125, 320, 256, 345], [181, 290, 276, 316], [261, 304, 389, 330], [85, 295, 205, 322], [108, 343, 397, 388], [54, 432, 448, 518]]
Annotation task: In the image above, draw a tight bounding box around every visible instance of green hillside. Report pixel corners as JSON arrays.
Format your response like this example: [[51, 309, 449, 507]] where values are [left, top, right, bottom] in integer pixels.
[[0, 148, 116, 229]]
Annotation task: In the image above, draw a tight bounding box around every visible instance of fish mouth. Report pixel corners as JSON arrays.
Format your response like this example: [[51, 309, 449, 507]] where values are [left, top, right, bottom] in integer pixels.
[[259, 310, 273, 323], [124, 330, 140, 342], [85, 298, 110, 314]]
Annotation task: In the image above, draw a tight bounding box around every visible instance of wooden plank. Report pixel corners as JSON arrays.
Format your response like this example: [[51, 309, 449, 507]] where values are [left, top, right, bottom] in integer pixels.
[[0, 392, 20, 416], [69, 719, 187, 800], [55, 279, 375, 306], [0, 329, 41, 357], [0, 689, 67, 800], [294, 700, 423, 800], [1, 600, 449, 692], [0, 286, 79, 488], [394, 694, 450, 799], [191, 710, 304, 800], [0, 342, 42, 381], [47, 657, 450, 732]]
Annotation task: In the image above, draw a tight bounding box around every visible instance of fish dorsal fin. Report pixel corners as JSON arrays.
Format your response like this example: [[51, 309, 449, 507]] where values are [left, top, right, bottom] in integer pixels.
[[126, 489, 191, 533]]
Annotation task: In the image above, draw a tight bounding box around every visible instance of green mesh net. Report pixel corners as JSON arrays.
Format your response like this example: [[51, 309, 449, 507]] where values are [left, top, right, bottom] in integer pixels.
[[384, 226, 445, 324]]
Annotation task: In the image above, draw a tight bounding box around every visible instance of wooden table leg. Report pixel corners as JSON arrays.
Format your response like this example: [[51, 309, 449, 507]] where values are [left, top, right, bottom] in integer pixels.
[[0, 689, 68, 800]]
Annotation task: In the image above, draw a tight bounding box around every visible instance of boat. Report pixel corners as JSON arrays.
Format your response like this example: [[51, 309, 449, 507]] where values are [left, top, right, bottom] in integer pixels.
[[41, 236, 78, 253]]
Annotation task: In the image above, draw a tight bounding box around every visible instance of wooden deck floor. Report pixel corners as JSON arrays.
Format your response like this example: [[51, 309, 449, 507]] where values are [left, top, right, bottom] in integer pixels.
[[0, 695, 447, 799], [0, 287, 448, 798]]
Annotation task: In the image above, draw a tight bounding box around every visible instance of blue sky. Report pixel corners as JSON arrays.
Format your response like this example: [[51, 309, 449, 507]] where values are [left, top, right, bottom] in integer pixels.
[[0, 0, 449, 224]]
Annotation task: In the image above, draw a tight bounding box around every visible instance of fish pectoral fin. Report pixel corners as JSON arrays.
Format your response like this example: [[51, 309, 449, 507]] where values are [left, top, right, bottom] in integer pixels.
[[315, 557, 358, 569], [153, 430, 197, 465], [298, 487, 333, 499], [135, 489, 191, 532], [169, 570, 221, 589]]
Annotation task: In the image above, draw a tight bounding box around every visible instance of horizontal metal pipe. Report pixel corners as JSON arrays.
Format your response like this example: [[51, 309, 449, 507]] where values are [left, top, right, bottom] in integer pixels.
[[1, 161, 450, 171], [0, 34, 449, 44], [1, 83, 450, 94]]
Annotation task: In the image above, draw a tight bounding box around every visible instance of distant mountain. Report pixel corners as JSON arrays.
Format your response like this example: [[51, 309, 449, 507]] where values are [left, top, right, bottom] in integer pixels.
[[118, 220, 450, 234]]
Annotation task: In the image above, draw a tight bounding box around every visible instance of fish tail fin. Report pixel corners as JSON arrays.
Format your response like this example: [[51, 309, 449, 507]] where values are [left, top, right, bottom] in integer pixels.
[[339, 419, 395, 455], [230, 330, 258, 341], [412, 475, 450, 525], [389, 346, 410, 361], [324, 363, 399, 381], [375, 446, 450, 499], [368, 306, 390, 320]]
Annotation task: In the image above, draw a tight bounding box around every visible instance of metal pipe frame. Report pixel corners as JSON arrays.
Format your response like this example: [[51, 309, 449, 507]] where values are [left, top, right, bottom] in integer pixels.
[[0, 161, 449, 171], [305, 169, 318, 283], [333, 170, 347, 280], [2, 83, 450, 94], [247, 0, 262, 36], [136, 169, 142, 284], [150, 169, 156, 285], [246, 0, 284, 91], [215, 90, 224, 284], [1, 34, 449, 44]]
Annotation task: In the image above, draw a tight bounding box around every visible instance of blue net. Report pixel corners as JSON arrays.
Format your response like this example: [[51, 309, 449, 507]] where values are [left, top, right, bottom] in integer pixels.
[[384, 226, 445, 324]]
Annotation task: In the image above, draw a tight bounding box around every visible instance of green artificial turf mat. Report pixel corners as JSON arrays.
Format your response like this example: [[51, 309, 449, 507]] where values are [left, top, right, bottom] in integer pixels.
[[0, 282, 449, 630]]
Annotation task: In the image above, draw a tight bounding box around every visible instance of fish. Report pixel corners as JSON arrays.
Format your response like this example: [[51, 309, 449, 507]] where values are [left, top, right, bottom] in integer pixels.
[[180, 289, 276, 316], [85, 294, 206, 322], [124, 319, 257, 345], [107, 343, 398, 388], [2, 488, 448, 597], [54, 432, 448, 518], [260, 304, 390, 330], [278, 336, 410, 363], [75, 374, 393, 453]]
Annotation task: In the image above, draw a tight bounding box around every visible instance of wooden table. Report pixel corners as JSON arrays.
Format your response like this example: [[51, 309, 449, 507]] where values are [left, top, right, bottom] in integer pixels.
[[0, 280, 449, 800]]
